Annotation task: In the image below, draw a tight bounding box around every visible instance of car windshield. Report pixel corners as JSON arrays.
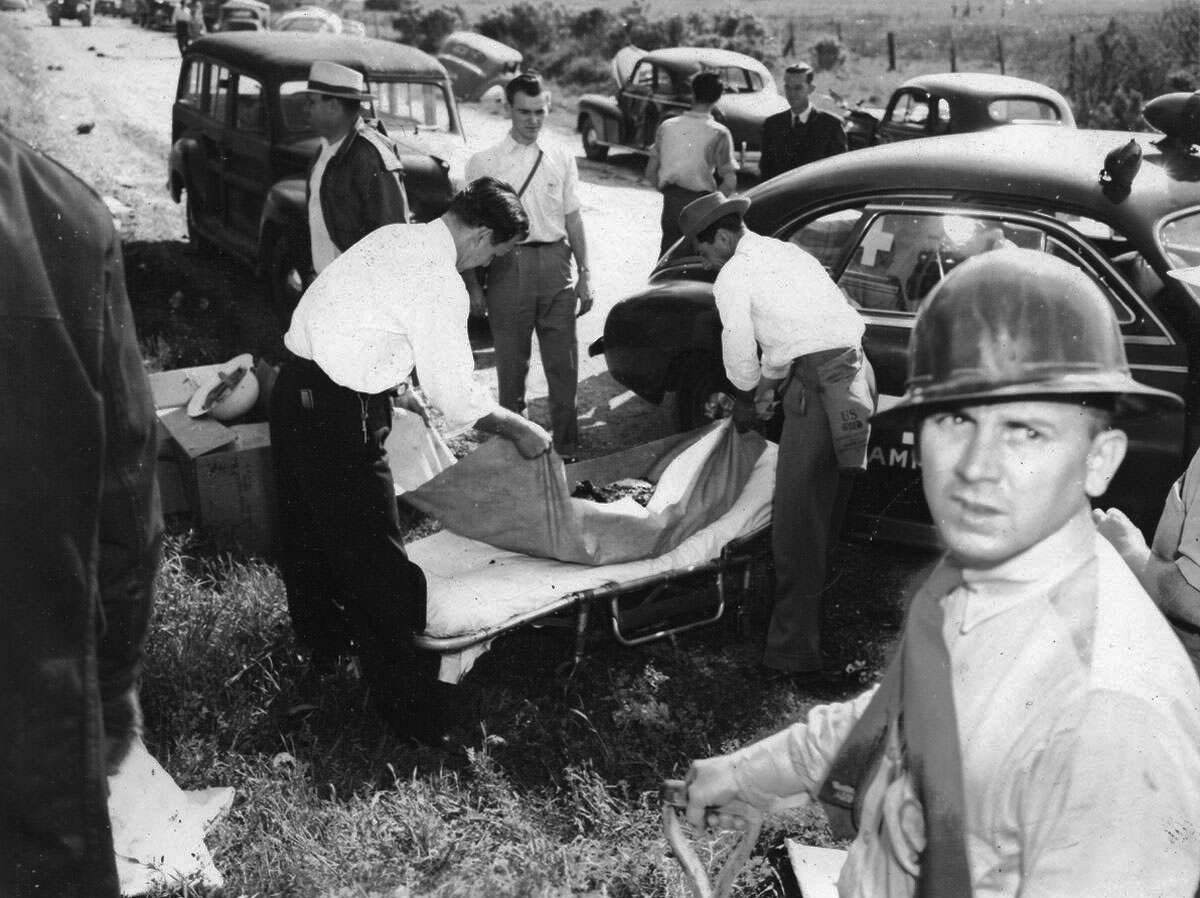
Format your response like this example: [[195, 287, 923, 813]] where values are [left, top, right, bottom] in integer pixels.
[[1161, 210, 1200, 294], [278, 16, 329, 31], [277, 80, 457, 136]]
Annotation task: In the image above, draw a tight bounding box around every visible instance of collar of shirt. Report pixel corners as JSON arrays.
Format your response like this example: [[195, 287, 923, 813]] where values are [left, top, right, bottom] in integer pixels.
[[504, 132, 541, 155], [682, 109, 713, 120], [792, 106, 813, 127], [947, 510, 1097, 633], [318, 132, 348, 161]]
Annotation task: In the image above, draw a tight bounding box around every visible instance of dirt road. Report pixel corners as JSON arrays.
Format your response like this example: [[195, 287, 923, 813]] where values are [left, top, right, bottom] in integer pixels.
[[1, 9, 671, 454]]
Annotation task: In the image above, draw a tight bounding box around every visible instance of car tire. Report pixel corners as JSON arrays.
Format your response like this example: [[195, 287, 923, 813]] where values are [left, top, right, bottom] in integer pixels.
[[267, 235, 304, 331], [674, 354, 728, 431], [581, 121, 608, 162], [186, 195, 216, 257]]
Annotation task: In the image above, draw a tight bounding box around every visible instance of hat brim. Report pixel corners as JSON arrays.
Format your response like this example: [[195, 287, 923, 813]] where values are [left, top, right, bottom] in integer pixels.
[[679, 195, 751, 241], [303, 84, 369, 101], [871, 377, 1183, 428]]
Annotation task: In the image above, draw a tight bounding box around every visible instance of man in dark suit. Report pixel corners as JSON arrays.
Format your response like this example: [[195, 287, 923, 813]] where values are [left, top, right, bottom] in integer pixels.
[[759, 62, 847, 181]]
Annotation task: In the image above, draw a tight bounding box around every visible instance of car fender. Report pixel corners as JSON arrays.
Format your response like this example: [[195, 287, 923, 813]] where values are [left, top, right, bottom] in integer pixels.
[[602, 280, 723, 404], [577, 95, 621, 144]]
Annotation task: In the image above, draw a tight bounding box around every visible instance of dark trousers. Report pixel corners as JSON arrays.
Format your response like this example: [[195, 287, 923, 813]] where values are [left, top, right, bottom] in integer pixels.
[[659, 183, 708, 257], [763, 347, 856, 672], [175, 21, 189, 53], [485, 240, 579, 455], [269, 357, 434, 729]]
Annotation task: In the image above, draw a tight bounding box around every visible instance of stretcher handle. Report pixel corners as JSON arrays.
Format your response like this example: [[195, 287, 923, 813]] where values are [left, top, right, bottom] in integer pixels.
[[661, 779, 763, 898]]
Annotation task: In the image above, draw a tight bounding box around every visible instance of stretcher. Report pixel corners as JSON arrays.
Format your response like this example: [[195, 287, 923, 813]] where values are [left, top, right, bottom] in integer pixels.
[[405, 437, 778, 683]]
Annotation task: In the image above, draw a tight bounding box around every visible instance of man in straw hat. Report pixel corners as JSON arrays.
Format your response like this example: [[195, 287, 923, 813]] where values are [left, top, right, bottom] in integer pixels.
[[302, 60, 409, 295], [679, 190, 875, 683], [681, 249, 1200, 897]]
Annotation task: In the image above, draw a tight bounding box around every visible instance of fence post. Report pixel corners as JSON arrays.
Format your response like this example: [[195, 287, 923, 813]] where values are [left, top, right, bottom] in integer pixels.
[[1068, 33, 1076, 93], [782, 18, 795, 57], [950, 40, 957, 73], [887, 31, 896, 71], [996, 34, 1005, 74]]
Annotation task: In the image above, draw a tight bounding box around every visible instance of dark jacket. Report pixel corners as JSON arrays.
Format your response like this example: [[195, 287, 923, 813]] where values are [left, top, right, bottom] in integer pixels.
[[305, 122, 409, 273], [759, 107, 847, 181], [0, 127, 161, 898]]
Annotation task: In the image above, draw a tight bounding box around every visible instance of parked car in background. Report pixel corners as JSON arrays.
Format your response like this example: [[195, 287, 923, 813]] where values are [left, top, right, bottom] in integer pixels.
[[1, 0, 31, 12], [577, 46, 788, 173], [274, 5, 340, 33], [844, 72, 1075, 149], [591, 117, 1200, 545], [215, 0, 268, 31], [437, 31, 522, 102], [341, 18, 365, 37], [47, 0, 94, 25], [167, 33, 465, 321]]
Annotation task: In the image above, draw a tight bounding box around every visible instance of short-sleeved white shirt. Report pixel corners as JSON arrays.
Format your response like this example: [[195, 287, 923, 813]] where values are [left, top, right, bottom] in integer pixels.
[[465, 134, 580, 243]]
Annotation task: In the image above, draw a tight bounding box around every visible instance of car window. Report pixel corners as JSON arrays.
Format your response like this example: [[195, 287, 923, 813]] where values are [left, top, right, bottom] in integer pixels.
[[786, 207, 865, 273], [629, 60, 653, 92], [233, 75, 266, 133], [889, 91, 931, 129], [705, 66, 755, 94], [278, 80, 312, 134], [835, 210, 1134, 322], [209, 65, 231, 124], [988, 97, 1062, 123], [372, 81, 454, 133], [1161, 211, 1200, 271], [178, 59, 204, 108]]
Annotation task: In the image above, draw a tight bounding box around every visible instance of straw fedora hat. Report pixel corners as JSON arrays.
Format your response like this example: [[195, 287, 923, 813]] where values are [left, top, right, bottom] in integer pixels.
[[304, 60, 368, 101], [678, 192, 751, 241], [187, 353, 259, 422]]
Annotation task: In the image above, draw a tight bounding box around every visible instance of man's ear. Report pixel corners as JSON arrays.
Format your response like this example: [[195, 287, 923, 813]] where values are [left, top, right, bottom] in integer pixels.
[[1083, 427, 1128, 498]]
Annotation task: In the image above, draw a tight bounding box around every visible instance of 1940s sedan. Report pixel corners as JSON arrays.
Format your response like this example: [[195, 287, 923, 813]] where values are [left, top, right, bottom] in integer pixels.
[[592, 101, 1200, 545], [168, 33, 466, 322], [577, 46, 788, 173], [844, 72, 1075, 150]]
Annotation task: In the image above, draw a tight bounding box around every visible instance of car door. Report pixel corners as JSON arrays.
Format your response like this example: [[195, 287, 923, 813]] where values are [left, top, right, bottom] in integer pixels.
[[219, 70, 272, 258], [187, 60, 229, 238], [877, 89, 935, 144], [617, 59, 656, 146], [780, 202, 1189, 542]]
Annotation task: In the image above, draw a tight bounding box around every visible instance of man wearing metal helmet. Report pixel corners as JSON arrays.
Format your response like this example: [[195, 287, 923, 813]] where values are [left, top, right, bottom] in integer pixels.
[[680, 249, 1200, 897]]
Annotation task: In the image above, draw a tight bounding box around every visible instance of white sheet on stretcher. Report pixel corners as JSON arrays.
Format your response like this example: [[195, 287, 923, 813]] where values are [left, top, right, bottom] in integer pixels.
[[407, 441, 777, 682]]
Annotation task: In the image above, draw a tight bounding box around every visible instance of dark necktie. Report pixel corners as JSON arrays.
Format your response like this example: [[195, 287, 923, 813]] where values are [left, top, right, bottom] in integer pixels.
[[902, 577, 973, 897]]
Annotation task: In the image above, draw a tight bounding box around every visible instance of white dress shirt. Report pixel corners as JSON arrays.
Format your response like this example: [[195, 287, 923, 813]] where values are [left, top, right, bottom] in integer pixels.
[[713, 231, 864, 391], [726, 512, 1200, 897], [284, 219, 498, 431], [465, 134, 580, 243], [307, 133, 346, 274]]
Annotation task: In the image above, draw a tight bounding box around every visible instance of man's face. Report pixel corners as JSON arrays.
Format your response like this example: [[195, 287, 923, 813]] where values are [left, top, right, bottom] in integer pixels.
[[509, 90, 549, 144], [783, 73, 814, 113], [306, 94, 342, 140], [457, 228, 521, 271], [694, 230, 736, 271], [919, 399, 1127, 569]]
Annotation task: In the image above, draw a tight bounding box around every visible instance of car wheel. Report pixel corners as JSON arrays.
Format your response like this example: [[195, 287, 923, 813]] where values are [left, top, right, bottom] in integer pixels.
[[581, 121, 608, 162], [267, 236, 304, 331], [186, 195, 216, 257], [674, 355, 729, 431]]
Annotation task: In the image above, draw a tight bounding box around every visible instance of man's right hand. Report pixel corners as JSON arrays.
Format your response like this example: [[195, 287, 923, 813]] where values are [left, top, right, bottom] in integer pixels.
[[683, 756, 746, 831]]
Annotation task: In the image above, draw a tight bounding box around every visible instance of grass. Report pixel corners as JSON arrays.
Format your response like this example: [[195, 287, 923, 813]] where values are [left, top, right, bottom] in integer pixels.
[[137, 523, 924, 896]]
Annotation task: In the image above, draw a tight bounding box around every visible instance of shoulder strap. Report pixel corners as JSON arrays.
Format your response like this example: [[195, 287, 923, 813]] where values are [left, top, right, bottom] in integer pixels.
[[516, 149, 544, 198]]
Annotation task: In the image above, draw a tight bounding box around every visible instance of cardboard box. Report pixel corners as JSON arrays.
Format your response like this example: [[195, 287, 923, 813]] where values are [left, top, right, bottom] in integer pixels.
[[147, 365, 277, 554], [179, 422, 277, 555]]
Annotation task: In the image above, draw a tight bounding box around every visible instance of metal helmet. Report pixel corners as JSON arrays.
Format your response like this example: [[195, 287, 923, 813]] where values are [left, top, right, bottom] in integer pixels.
[[872, 248, 1181, 424]]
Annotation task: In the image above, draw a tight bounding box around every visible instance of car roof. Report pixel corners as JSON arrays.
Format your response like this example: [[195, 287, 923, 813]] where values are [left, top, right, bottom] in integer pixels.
[[898, 71, 1068, 104], [442, 30, 523, 62], [187, 32, 448, 80], [643, 46, 773, 81], [747, 127, 1200, 240]]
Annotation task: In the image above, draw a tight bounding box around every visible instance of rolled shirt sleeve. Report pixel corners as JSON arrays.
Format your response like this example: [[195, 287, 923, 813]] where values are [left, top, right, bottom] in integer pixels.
[[561, 150, 581, 217], [713, 260, 765, 392], [710, 127, 738, 181]]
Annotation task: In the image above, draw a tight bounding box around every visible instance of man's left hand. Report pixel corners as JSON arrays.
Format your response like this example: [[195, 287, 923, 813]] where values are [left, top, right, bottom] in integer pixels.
[[575, 270, 594, 317]]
